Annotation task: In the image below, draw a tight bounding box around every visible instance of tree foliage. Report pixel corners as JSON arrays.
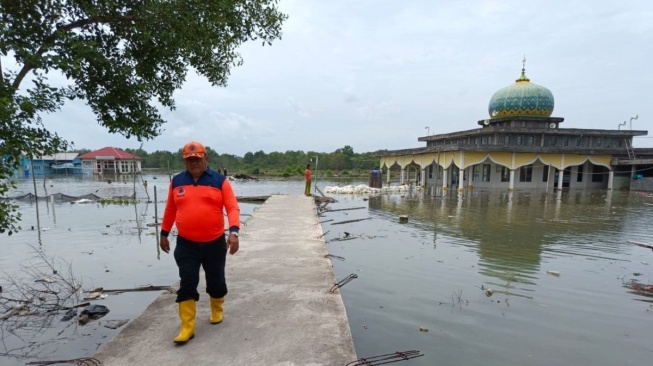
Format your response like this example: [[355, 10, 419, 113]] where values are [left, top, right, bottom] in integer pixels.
[[122, 145, 383, 176], [0, 0, 287, 233]]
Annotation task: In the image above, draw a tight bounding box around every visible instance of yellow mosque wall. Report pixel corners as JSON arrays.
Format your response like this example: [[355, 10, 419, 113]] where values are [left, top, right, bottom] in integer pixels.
[[381, 151, 614, 171]]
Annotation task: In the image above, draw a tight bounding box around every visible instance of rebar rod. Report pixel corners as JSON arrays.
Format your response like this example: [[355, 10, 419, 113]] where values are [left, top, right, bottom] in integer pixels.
[[324, 254, 345, 261], [346, 350, 424, 366], [329, 274, 358, 293], [25, 357, 101, 365]]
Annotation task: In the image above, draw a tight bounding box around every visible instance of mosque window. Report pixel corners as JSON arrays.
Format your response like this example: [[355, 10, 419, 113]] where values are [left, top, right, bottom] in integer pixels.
[[577, 165, 584, 182], [542, 166, 549, 182], [501, 167, 509, 182], [517, 136, 523, 145], [592, 166, 607, 182], [481, 136, 487, 144], [504, 136, 510, 145], [519, 165, 533, 182], [595, 137, 602, 147], [527, 136, 534, 146], [472, 165, 480, 181], [428, 165, 433, 179], [563, 137, 570, 147], [482, 164, 491, 182]]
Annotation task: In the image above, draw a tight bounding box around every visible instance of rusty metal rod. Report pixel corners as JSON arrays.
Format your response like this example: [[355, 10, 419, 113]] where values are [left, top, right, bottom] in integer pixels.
[[329, 273, 358, 293], [346, 350, 424, 366]]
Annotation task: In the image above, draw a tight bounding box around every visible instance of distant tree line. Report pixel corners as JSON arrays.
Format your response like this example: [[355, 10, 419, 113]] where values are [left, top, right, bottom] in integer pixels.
[[114, 145, 386, 177]]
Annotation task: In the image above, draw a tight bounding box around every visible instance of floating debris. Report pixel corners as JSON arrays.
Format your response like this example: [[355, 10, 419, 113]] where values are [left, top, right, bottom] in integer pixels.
[[546, 270, 561, 277], [104, 319, 129, 329], [35, 277, 56, 283], [628, 240, 653, 251], [61, 309, 77, 321], [25, 357, 101, 365], [79, 305, 110, 325], [329, 274, 358, 293], [399, 215, 408, 224], [84, 291, 103, 300], [324, 206, 367, 213], [626, 282, 653, 297], [346, 350, 424, 365], [485, 289, 494, 297], [324, 254, 346, 261], [331, 217, 372, 226], [419, 327, 428, 332]]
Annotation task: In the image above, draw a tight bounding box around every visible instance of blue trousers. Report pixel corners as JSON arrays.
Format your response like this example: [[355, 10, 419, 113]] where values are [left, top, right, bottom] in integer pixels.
[[174, 234, 228, 302]]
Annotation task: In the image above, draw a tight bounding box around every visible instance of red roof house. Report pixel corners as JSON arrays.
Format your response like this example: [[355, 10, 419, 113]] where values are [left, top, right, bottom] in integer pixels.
[[78, 147, 141, 175]]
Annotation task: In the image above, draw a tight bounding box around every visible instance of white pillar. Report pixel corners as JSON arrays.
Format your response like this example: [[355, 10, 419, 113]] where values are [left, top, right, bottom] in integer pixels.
[[466, 167, 473, 190], [420, 168, 426, 187], [400, 168, 405, 184], [458, 169, 465, 192], [508, 169, 515, 191], [387, 168, 391, 184], [557, 168, 564, 191], [607, 169, 614, 190], [443, 168, 449, 190]]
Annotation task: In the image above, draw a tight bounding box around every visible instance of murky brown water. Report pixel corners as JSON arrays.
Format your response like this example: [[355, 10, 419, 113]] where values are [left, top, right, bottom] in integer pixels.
[[322, 189, 653, 366], [2, 177, 653, 365]]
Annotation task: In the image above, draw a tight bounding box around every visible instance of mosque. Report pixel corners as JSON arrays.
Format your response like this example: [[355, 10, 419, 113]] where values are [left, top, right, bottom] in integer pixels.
[[378, 63, 653, 192]]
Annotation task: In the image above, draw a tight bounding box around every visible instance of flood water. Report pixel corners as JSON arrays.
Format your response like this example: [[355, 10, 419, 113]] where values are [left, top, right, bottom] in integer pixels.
[[2, 175, 653, 366]]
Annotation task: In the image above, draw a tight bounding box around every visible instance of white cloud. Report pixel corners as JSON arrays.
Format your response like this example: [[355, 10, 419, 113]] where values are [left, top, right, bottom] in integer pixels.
[[26, 0, 653, 154]]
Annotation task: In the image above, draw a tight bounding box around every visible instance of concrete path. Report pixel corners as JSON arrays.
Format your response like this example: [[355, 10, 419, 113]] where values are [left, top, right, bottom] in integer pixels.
[[94, 195, 356, 366]]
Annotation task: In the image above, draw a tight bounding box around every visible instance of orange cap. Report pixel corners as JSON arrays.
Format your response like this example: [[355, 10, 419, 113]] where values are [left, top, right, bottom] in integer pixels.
[[182, 141, 206, 158]]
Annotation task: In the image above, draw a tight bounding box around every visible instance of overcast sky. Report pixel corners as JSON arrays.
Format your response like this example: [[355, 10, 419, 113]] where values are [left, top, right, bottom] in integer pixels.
[[39, 0, 653, 155]]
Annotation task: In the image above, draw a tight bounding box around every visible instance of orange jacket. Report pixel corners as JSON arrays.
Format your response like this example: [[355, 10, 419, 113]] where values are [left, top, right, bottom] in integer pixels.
[[305, 169, 312, 182], [161, 168, 240, 242]]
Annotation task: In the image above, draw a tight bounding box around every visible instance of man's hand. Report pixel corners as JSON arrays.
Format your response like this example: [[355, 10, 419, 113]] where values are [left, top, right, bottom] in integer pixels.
[[227, 233, 239, 255], [160, 236, 170, 253]]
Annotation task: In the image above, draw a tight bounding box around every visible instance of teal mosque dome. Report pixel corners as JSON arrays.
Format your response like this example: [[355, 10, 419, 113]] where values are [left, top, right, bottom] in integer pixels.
[[488, 67, 554, 119]]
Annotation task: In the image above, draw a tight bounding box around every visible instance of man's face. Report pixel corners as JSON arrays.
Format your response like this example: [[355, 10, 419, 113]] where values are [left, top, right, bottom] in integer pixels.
[[184, 156, 208, 177]]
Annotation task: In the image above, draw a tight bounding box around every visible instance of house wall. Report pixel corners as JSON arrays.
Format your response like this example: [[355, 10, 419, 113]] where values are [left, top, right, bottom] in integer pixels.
[[82, 159, 141, 174]]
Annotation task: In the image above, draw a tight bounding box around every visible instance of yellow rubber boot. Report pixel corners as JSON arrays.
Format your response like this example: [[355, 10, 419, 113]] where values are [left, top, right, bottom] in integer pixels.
[[173, 299, 196, 343], [210, 297, 225, 324]]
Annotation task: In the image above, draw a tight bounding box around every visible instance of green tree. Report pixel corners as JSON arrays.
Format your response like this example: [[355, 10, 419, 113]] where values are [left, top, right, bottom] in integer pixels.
[[243, 152, 255, 165], [0, 0, 287, 233]]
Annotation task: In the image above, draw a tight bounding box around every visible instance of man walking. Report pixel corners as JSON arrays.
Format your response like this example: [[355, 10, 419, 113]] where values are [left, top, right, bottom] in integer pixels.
[[159, 141, 240, 344]]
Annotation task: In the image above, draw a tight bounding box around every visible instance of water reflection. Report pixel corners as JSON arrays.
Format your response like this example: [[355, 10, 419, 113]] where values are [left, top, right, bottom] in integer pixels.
[[368, 189, 639, 300]]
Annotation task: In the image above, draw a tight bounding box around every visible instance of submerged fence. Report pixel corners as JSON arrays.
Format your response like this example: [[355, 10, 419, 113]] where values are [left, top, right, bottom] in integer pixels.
[[0, 192, 136, 203]]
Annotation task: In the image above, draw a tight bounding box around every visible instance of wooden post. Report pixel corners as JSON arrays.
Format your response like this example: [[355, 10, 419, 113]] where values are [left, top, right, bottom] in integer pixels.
[[154, 186, 158, 226]]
